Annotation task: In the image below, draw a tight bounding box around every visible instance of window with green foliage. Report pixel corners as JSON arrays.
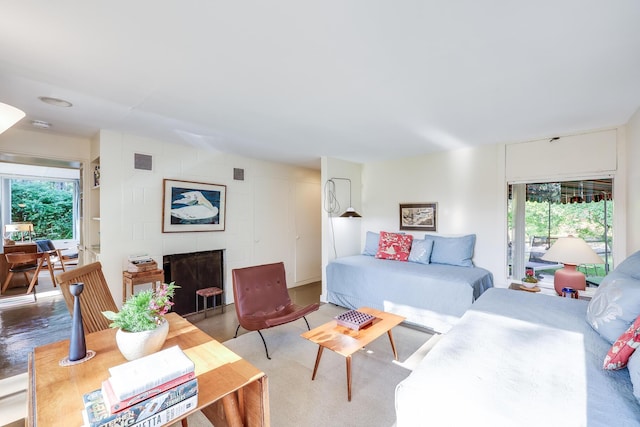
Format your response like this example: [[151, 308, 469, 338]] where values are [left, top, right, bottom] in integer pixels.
[[10, 179, 76, 240], [507, 179, 613, 285]]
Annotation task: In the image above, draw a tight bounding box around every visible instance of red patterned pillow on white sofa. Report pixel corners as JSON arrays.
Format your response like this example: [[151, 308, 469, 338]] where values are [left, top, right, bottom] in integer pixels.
[[375, 231, 413, 261]]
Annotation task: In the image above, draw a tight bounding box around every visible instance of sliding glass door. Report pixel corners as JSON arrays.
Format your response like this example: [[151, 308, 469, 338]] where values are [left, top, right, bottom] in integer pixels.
[[507, 178, 613, 287]]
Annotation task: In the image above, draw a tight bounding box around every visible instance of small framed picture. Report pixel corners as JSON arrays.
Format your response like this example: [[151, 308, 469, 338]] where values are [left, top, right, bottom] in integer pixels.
[[162, 179, 226, 232], [399, 203, 437, 231]]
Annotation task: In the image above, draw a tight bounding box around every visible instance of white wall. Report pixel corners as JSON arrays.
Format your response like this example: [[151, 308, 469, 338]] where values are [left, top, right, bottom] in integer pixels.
[[0, 128, 321, 307], [627, 107, 640, 253], [361, 143, 507, 285], [323, 126, 631, 290], [320, 157, 362, 301], [98, 130, 321, 307]]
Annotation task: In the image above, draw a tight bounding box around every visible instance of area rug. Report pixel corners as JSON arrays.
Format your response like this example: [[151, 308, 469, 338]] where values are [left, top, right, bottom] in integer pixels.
[[219, 304, 435, 427]]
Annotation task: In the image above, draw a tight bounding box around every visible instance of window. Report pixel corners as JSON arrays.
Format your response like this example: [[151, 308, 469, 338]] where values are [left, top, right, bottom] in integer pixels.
[[507, 178, 613, 286], [1, 163, 80, 242]]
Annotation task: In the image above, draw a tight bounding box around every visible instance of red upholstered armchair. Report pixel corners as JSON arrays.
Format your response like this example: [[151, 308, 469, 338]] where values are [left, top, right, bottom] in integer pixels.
[[232, 262, 319, 359]]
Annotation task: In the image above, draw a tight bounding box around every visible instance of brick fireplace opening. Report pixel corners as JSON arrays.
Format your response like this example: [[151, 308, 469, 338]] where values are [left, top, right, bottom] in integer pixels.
[[163, 249, 224, 315]]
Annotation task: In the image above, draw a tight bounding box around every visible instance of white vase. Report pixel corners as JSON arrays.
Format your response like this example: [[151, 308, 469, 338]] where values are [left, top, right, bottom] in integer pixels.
[[115, 318, 169, 361]]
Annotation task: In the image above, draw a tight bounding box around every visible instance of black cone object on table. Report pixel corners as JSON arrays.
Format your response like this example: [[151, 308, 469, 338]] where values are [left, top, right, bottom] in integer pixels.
[[68, 282, 87, 361]]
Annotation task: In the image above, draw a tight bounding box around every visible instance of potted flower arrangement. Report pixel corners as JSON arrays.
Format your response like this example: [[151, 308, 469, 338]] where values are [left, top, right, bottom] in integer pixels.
[[103, 282, 178, 360], [522, 270, 539, 287]]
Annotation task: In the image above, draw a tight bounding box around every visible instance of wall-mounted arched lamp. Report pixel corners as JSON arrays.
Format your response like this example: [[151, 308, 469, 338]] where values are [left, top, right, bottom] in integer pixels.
[[327, 177, 362, 218]]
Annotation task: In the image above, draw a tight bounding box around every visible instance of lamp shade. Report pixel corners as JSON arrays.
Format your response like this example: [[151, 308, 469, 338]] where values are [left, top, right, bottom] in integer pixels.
[[541, 236, 603, 265], [0, 102, 26, 134], [340, 207, 362, 218]]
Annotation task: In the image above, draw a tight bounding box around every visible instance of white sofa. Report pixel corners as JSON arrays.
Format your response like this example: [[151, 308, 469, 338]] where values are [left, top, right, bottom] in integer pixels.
[[395, 250, 640, 426]]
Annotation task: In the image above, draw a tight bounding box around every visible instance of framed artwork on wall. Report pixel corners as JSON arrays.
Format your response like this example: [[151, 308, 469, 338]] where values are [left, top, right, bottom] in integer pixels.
[[162, 179, 226, 232], [399, 203, 437, 232]]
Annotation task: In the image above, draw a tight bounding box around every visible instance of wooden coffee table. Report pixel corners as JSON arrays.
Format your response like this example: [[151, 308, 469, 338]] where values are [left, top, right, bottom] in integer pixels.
[[301, 307, 405, 401]]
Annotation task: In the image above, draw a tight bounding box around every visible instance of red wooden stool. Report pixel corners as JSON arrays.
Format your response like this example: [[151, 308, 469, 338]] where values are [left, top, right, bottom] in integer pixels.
[[195, 287, 224, 318]]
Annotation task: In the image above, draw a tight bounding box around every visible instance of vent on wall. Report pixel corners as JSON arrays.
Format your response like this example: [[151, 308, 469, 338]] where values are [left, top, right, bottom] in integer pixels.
[[234, 168, 245, 181], [134, 153, 153, 171]]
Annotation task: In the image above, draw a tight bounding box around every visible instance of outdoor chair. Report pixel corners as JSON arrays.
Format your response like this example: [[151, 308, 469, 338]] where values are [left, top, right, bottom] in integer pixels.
[[55, 261, 118, 334], [232, 262, 319, 359], [35, 239, 78, 278]]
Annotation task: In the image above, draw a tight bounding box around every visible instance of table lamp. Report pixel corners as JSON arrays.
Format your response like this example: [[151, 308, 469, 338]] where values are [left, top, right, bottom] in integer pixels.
[[541, 235, 603, 295]]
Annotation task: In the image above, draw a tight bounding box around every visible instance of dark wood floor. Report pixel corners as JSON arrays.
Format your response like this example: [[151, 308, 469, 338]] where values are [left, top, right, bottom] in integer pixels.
[[0, 280, 322, 380]]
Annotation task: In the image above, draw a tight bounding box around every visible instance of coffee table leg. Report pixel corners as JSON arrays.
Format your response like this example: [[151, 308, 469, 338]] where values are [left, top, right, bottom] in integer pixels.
[[346, 355, 352, 401], [387, 329, 399, 360], [311, 346, 324, 380]]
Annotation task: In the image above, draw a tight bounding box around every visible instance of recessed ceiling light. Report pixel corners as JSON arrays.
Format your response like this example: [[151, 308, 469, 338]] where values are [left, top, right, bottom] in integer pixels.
[[31, 120, 52, 129], [38, 96, 73, 108]]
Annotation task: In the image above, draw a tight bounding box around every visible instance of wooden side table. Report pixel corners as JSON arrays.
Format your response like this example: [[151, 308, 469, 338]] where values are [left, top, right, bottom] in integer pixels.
[[122, 269, 164, 303]]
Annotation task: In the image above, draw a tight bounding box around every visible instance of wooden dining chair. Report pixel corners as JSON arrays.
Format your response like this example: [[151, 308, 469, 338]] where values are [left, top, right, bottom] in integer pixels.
[[55, 261, 118, 334], [1, 252, 46, 296]]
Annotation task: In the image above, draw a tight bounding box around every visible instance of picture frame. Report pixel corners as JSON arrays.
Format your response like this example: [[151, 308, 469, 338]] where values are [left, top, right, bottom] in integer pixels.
[[162, 179, 226, 233], [399, 203, 437, 231]]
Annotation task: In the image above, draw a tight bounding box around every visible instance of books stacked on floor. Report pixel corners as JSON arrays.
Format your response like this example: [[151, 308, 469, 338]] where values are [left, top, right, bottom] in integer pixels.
[[81, 345, 198, 427]]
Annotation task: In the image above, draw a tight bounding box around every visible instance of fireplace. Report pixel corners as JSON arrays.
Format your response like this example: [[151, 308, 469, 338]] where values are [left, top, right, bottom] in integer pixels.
[[163, 249, 224, 315]]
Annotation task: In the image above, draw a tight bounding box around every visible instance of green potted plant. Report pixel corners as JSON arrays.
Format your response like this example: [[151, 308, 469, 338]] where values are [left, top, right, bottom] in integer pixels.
[[103, 282, 178, 360]]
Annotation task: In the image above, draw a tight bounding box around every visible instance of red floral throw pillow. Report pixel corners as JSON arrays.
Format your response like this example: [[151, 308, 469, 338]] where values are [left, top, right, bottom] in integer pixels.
[[604, 314, 640, 370], [375, 231, 413, 262]]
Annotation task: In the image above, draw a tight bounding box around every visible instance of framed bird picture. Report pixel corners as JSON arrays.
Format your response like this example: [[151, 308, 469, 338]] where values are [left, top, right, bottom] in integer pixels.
[[162, 179, 226, 232]]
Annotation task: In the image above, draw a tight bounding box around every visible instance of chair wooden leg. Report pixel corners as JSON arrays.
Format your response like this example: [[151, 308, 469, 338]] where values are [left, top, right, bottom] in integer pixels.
[[1, 272, 14, 293], [26, 258, 45, 295], [46, 257, 56, 284]]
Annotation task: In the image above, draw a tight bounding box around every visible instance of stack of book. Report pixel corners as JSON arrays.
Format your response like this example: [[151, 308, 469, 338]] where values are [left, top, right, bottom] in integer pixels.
[[81, 345, 198, 427]]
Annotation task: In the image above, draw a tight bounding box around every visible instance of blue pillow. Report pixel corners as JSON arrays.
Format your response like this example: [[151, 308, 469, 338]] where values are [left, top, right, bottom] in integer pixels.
[[362, 231, 380, 256], [586, 273, 640, 344], [426, 234, 476, 267], [408, 239, 434, 264]]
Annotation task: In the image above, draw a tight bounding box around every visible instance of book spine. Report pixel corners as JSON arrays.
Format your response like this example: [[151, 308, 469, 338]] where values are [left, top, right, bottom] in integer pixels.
[[103, 371, 196, 413], [129, 394, 198, 427], [84, 379, 198, 427]]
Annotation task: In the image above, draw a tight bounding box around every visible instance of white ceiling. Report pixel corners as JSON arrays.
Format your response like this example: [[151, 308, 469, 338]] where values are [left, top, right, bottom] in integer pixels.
[[1, 1, 639, 169]]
